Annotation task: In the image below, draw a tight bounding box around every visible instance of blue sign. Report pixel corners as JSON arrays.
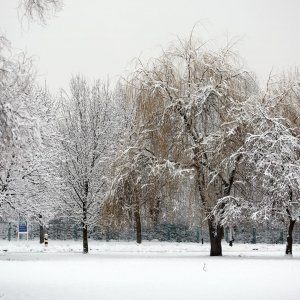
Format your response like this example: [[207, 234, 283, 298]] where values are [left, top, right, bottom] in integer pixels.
[[19, 223, 27, 233]]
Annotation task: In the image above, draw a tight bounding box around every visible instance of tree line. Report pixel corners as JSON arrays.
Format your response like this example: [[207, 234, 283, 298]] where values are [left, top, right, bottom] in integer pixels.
[[1, 1, 300, 256]]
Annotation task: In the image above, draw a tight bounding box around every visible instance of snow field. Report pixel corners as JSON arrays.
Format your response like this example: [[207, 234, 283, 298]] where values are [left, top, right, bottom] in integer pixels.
[[1, 240, 300, 300]]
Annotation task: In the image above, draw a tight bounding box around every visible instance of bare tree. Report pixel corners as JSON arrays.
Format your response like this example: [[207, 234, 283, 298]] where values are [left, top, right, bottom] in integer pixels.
[[18, 0, 63, 23], [54, 76, 118, 253]]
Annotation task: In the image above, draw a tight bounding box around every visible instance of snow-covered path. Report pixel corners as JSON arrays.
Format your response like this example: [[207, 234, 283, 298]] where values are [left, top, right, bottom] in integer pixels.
[[1, 241, 300, 300]]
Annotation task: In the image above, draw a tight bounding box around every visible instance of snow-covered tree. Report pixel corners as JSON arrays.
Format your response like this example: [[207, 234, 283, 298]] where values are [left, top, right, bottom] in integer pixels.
[[0, 37, 60, 242], [121, 36, 256, 255], [0, 35, 37, 219], [246, 72, 300, 254], [109, 82, 198, 243], [212, 71, 300, 254], [54, 76, 119, 253]]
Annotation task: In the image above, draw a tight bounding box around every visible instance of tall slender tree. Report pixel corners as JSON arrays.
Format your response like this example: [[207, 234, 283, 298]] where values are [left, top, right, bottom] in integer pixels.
[[54, 76, 117, 253]]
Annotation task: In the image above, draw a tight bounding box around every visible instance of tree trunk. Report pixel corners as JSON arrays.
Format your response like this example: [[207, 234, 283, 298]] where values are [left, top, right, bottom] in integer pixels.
[[132, 183, 142, 244], [285, 219, 296, 255], [82, 200, 88, 254], [39, 224, 44, 244], [194, 161, 224, 256], [38, 214, 44, 243], [82, 224, 88, 254], [208, 218, 223, 256], [134, 208, 142, 244], [82, 182, 89, 254]]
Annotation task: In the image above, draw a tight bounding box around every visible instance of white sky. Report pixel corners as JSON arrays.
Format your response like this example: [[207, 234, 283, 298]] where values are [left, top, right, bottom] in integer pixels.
[[1, 0, 300, 91]]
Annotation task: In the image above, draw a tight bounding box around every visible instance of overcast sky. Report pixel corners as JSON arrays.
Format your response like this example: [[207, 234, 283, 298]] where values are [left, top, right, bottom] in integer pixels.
[[1, 0, 300, 91]]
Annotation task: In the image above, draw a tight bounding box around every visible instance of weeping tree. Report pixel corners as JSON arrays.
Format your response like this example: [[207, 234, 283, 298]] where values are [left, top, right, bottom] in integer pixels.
[[124, 36, 256, 256], [212, 71, 300, 255], [109, 84, 196, 243], [110, 142, 192, 243], [111, 150, 150, 244], [18, 0, 63, 23], [268, 71, 300, 255], [244, 72, 300, 255]]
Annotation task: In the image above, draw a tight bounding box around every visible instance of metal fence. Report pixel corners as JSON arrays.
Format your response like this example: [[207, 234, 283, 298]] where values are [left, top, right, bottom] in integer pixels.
[[1, 221, 300, 244]]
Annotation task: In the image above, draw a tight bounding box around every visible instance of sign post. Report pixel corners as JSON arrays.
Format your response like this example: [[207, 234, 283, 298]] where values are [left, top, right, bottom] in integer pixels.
[[18, 221, 28, 240]]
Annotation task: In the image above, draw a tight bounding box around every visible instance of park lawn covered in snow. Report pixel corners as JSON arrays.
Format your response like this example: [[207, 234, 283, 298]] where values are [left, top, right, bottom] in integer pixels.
[[0, 240, 300, 300]]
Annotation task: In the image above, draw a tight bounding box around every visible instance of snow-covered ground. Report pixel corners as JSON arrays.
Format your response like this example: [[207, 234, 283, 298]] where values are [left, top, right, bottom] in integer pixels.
[[0, 240, 300, 300]]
